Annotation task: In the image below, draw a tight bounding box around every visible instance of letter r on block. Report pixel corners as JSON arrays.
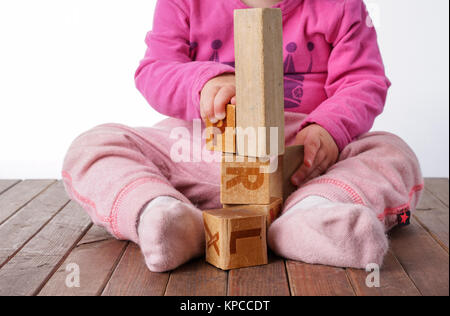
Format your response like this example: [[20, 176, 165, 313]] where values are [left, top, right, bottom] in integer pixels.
[[226, 167, 265, 191]]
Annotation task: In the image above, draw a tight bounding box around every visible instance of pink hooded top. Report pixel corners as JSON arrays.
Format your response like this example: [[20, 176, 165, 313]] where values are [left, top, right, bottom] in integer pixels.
[[135, 0, 391, 151]]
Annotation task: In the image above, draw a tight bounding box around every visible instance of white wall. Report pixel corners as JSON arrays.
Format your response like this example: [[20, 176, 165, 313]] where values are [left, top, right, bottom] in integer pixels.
[[369, 0, 449, 178], [0, 0, 448, 179]]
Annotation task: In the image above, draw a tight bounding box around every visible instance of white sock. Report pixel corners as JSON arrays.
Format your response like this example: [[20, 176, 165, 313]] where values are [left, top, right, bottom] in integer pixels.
[[286, 195, 333, 215], [139, 196, 179, 227], [137, 196, 204, 272]]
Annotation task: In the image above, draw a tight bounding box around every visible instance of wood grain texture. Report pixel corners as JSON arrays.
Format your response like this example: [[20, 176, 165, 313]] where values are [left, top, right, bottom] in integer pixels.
[[102, 243, 170, 296], [0, 179, 55, 225], [0, 180, 20, 195], [0, 177, 446, 296], [221, 154, 281, 205], [425, 178, 449, 206], [223, 197, 283, 229], [414, 212, 449, 251], [414, 190, 449, 251], [0, 201, 91, 296], [38, 225, 127, 296], [286, 261, 355, 296], [205, 104, 236, 153], [228, 256, 290, 296], [346, 251, 420, 296], [389, 218, 449, 296], [164, 259, 227, 296], [234, 8, 285, 158], [203, 209, 267, 270], [0, 181, 70, 266], [415, 178, 449, 251], [417, 184, 446, 211]]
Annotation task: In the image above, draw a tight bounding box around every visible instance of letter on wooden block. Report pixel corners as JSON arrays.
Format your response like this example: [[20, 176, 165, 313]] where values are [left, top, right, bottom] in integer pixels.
[[205, 104, 236, 153], [234, 8, 285, 158], [282, 145, 305, 200], [223, 197, 283, 229], [203, 209, 268, 270], [221, 154, 282, 205]]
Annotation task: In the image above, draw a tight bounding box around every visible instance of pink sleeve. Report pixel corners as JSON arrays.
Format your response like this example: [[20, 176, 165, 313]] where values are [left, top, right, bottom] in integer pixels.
[[299, 0, 391, 151], [135, 0, 235, 120]]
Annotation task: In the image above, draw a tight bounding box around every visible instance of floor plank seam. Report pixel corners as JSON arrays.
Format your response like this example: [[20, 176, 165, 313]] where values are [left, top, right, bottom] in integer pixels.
[[0, 180, 57, 227], [0, 180, 21, 196], [0, 199, 71, 270], [163, 271, 174, 296], [226, 270, 230, 296], [284, 262, 296, 296], [425, 187, 449, 208], [282, 260, 293, 296], [412, 214, 449, 254], [344, 269, 358, 296], [157, 266, 171, 297], [33, 222, 93, 296], [389, 250, 423, 296], [77, 237, 115, 247], [99, 241, 130, 296]]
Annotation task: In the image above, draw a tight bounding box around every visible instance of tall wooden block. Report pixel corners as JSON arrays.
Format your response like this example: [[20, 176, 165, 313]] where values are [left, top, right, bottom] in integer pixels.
[[223, 197, 283, 229], [205, 104, 236, 153], [283, 145, 305, 200], [220, 154, 283, 205], [203, 209, 268, 270], [234, 8, 285, 158]]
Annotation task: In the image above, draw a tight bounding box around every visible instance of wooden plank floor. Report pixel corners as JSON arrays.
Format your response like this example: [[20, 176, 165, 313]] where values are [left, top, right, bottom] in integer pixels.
[[0, 178, 448, 296]]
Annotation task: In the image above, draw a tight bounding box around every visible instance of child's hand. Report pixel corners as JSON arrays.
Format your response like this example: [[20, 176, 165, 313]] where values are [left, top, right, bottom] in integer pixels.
[[291, 124, 339, 186], [200, 74, 236, 123]]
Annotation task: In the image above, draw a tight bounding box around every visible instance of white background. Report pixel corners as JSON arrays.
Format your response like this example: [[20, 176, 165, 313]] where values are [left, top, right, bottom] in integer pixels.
[[0, 0, 448, 179]]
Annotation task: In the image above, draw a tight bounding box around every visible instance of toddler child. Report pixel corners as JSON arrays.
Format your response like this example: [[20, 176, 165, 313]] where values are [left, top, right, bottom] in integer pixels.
[[62, 0, 424, 272]]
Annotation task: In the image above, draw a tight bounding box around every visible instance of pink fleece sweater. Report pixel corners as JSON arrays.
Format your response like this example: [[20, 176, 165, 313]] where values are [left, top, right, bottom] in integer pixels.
[[135, 0, 391, 151]]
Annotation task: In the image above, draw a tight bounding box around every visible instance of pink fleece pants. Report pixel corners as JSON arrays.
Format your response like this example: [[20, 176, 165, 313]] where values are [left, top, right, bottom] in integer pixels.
[[62, 112, 424, 268]]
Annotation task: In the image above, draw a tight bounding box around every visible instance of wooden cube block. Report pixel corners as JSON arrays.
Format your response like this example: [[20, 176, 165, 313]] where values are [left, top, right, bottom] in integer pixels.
[[234, 8, 285, 158], [220, 154, 282, 205], [203, 209, 268, 270], [223, 197, 283, 229], [205, 104, 236, 153], [282, 145, 305, 200]]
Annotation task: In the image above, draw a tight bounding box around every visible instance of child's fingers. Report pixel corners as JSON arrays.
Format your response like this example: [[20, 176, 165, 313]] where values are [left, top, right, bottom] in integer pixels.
[[214, 86, 235, 120], [200, 107, 206, 121], [303, 133, 321, 168], [291, 163, 310, 187], [231, 96, 236, 105], [302, 155, 329, 183], [291, 148, 325, 186], [200, 86, 220, 123]]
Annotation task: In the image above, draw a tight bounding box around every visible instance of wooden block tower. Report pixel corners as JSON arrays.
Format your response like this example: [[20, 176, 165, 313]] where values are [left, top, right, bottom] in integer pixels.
[[203, 8, 303, 270], [234, 8, 285, 159]]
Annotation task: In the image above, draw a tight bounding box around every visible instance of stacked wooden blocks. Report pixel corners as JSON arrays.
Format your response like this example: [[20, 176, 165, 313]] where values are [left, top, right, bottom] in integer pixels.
[[205, 104, 236, 153], [203, 8, 304, 270]]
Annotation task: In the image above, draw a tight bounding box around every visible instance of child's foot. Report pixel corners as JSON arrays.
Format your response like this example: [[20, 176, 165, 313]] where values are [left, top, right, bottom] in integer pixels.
[[138, 196, 205, 272], [268, 196, 388, 269]]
